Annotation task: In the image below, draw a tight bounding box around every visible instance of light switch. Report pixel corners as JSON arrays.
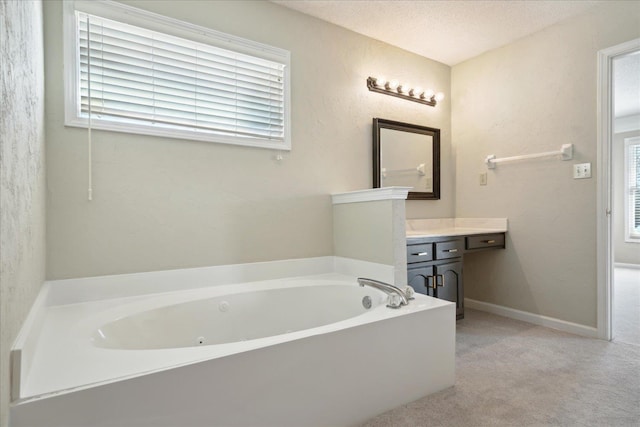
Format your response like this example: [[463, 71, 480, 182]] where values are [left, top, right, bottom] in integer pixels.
[[573, 163, 592, 179]]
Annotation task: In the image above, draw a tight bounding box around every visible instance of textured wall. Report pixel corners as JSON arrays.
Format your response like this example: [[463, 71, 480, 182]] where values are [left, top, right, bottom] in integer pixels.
[[44, 0, 451, 279], [333, 200, 395, 266], [452, 1, 640, 327], [0, 0, 46, 425]]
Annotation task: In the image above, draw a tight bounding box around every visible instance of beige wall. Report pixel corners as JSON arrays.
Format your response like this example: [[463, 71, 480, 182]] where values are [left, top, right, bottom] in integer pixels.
[[333, 199, 407, 285], [0, 0, 47, 425], [5, 0, 638, 421], [44, 0, 452, 279], [453, 1, 640, 327], [334, 201, 395, 266], [613, 129, 640, 265]]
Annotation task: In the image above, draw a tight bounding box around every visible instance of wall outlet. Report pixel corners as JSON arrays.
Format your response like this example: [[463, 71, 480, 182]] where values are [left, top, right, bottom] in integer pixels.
[[479, 173, 487, 186], [573, 163, 592, 179]]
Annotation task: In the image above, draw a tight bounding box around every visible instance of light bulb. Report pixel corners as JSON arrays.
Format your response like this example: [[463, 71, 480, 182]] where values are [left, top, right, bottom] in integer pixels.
[[424, 89, 435, 99], [374, 76, 386, 88], [411, 87, 423, 98], [387, 80, 399, 91], [398, 83, 410, 94], [435, 92, 445, 102]]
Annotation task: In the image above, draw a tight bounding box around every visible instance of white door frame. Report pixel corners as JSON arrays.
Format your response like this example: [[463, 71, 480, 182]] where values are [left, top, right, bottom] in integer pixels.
[[596, 38, 640, 341]]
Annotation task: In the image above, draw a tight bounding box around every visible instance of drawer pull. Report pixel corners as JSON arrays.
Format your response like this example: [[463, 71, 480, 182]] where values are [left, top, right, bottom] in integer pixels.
[[482, 239, 496, 244], [413, 252, 429, 256], [444, 248, 458, 253]]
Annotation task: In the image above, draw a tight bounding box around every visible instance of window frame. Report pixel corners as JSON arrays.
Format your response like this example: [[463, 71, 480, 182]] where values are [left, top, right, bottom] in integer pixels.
[[624, 136, 640, 243], [63, 0, 291, 150]]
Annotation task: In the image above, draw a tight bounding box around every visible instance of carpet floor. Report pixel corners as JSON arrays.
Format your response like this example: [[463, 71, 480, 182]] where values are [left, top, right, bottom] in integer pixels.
[[360, 309, 640, 427], [613, 267, 640, 346]]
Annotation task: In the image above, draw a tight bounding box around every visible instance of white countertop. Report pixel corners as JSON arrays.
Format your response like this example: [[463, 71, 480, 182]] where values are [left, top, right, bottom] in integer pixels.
[[406, 218, 507, 239]]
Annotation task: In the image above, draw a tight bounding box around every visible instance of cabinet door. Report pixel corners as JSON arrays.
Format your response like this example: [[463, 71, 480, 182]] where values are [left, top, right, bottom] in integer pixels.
[[435, 260, 464, 319], [407, 264, 435, 297]]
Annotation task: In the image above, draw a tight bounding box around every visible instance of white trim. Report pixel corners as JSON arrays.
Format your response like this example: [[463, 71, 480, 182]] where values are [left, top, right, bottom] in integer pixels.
[[69, 1, 289, 61], [465, 298, 598, 338], [614, 262, 640, 270], [615, 113, 640, 133], [62, 0, 291, 151], [597, 38, 640, 341], [331, 187, 411, 205]]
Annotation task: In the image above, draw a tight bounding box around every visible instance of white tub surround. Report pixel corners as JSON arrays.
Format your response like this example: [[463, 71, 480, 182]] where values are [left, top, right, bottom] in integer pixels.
[[406, 218, 508, 238], [333, 187, 410, 287], [10, 256, 455, 427]]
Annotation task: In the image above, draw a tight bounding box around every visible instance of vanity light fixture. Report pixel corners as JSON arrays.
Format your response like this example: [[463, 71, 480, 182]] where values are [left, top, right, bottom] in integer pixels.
[[366, 76, 444, 107]]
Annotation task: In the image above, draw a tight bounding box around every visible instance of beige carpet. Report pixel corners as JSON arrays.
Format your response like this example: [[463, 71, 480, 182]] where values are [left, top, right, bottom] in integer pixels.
[[613, 267, 640, 346], [360, 309, 640, 427]]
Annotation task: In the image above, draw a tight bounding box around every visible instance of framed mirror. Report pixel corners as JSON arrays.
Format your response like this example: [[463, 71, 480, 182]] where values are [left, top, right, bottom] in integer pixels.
[[373, 118, 440, 200]]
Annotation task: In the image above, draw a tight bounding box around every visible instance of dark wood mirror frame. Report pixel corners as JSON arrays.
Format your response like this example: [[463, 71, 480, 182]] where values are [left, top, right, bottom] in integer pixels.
[[373, 118, 441, 200]]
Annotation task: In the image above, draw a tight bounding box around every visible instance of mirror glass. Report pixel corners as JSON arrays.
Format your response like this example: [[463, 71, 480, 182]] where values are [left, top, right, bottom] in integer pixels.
[[373, 118, 440, 200]]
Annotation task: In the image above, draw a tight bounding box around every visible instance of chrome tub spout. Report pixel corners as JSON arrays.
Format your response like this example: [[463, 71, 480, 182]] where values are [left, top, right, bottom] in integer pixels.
[[357, 278, 410, 308]]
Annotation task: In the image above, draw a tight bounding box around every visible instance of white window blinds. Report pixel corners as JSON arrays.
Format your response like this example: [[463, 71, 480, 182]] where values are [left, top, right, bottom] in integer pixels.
[[71, 6, 289, 149], [627, 140, 640, 239]]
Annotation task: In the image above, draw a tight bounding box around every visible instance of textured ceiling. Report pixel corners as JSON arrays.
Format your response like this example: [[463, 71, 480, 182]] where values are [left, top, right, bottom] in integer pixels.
[[272, 0, 606, 66], [273, 0, 638, 117]]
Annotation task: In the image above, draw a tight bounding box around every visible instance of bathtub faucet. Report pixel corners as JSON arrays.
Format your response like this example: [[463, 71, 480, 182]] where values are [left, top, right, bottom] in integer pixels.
[[357, 278, 410, 309]]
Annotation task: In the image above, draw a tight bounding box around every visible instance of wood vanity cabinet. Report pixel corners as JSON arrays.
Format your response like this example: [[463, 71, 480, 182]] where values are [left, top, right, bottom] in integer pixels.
[[407, 233, 505, 320], [407, 237, 465, 319]]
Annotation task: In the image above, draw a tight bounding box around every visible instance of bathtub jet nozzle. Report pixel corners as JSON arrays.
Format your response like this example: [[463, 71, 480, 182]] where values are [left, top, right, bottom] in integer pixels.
[[357, 278, 409, 309]]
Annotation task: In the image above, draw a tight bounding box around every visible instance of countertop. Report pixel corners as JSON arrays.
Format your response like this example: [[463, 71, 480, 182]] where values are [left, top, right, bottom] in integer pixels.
[[406, 218, 507, 239]]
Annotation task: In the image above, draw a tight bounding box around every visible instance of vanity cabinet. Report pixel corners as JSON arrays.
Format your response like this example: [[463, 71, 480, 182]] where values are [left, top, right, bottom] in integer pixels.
[[407, 238, 465, 319], [466, 233, 505, 251], [407, 233, 505, 320]]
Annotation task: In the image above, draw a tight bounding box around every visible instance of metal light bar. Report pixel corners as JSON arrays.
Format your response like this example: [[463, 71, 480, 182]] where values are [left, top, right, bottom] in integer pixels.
[[366, 77, 443, 107]]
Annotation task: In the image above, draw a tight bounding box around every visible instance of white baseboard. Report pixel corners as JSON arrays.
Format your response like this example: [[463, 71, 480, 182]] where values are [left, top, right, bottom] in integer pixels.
[[614, 262, 640, 270], [465, 298, 599, 339]]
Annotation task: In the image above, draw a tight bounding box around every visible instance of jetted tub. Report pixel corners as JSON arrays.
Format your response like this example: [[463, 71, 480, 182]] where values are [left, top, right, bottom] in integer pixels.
[[10, 259, 455, 427], [91, 284, 390, 350]]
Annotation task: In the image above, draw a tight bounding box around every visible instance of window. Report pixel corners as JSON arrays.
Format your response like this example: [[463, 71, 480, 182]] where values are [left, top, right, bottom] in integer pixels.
[[626, 136, 640, 242], [64, 1, 290, 150]]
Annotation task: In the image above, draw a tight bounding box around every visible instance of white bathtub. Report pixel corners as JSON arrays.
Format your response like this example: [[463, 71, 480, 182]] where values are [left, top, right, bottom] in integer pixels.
[[91, 283, 390, 350], [10, 257, 455, 427]]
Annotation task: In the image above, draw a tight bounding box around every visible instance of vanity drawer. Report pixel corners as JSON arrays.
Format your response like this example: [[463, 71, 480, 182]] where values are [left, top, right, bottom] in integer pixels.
[[435, 239, 464, 259], [466, 233, 505, 250], [406, 243, 434, 263]]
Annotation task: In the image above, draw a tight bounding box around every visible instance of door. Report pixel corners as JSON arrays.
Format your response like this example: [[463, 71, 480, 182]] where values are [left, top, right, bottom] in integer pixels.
[[435, 261, 463, 319], [408, 264, 435, 297], [597, 38, 640, 340]]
